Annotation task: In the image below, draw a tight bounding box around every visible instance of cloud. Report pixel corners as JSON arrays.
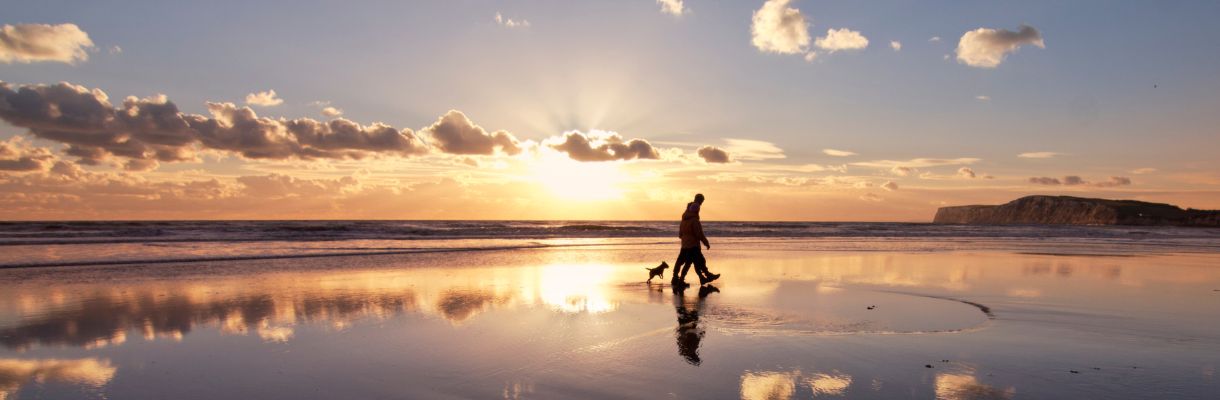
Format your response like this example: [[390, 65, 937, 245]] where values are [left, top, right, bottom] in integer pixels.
[[891, 166, 914, 176], [1027, 176, 1132, 187], [0, 137, 56, 171], [244, 90, 283, 107], [495, 12, 530, 28], [957, 167, 977, 178], [975, 95, 990, 101], [320, 106, 343, 118], [1028, 176, 1061, 185], [237, 173, 360, 198], [803, 52, 818, 62], [1017, 151, 1062, 159], [881, 181, 898, 191], [422, 110, 522, 156], [0, 23, 94, 64], [822, 148, 856, 157], [814, 28, 869, 52], [1096, 176, 1132, 187], [547, 130, 659, 162], [929, 36, 941, 42], [697, 146, 731, 163], [859, 193, 883, 202], [751, 0, 810, 55], [853, 158, 980, 169], [657, 0, 685, 16], [890, 41, 902, 51], [956, 24, 1045, 68], [723, 139, 785, 161], [0, 81, 448, 166], [1130, 167, 1157, 174]]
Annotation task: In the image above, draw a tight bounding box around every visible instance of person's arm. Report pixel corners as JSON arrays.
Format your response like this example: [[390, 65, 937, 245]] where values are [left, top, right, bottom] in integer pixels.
[[696, 220, 710, 249]]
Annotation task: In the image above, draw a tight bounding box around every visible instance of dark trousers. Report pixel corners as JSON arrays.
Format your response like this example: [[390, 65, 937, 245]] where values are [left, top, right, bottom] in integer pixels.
[[674, 247, 708, 280]]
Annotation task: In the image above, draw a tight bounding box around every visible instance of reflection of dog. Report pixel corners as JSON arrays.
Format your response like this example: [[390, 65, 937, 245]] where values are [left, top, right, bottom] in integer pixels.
[[646, 261, 670, 283]]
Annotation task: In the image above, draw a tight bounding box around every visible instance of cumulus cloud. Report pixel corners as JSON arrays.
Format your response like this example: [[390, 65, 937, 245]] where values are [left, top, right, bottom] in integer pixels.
[[495, 12, 530, 28], [956, 25, 1044, 68], [0, 81, 447, 167], [724, 139, 785, 160], [0, 136, 56, 171], [320, 106, 343, 118], [890, 166, 914, 176], [244, 90, 283, 107], [881, 181, 898, 191], [859, 193, 883, 202], [751, 0, 810, 55], [822, 148, 856, 157], [814, 28, 869, 52], [957, 167, 976, 178], [890, 41, 902, 51], [853, 157, 980, 169], [548, 130, 659, 162], [657, 0, 685, 16], [422, 110, 522, 156], [0, 23, 94, 64], [697, 145, 731, 163], [1017, 151, 1062, 159], [1028, 175, 1132, 187]]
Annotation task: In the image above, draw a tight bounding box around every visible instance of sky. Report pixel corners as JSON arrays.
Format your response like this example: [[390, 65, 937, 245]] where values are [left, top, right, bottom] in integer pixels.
[[1, 0, 1218, 221]]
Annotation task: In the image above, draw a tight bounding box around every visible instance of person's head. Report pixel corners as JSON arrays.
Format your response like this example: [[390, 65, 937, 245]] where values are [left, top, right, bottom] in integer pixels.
[[694, 193, 705, 204]]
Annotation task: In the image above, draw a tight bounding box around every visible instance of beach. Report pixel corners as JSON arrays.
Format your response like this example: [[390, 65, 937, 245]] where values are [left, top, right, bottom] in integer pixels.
[[0, 222, 1218, 399]]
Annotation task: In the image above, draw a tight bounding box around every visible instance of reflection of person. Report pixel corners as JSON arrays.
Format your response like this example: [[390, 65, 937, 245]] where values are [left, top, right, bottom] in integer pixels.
[[673, 284, 718, 366], [672, 194, 720, 286]]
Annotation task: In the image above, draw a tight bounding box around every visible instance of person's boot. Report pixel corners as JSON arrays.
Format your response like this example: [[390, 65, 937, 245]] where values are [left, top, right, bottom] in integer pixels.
[[702, 272, 720, 285]]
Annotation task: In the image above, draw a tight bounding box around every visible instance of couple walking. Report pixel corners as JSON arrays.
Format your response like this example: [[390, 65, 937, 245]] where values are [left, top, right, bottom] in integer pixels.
[[672, 193, 720, 286]]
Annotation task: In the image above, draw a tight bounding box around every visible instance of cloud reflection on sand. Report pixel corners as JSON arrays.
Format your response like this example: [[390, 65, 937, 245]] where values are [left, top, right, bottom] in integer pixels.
[[0, 357, 116, 398]]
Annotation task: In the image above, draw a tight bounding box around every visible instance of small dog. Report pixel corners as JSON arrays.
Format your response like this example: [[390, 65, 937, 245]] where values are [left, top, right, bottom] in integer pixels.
[[646, 261, 670, 283]]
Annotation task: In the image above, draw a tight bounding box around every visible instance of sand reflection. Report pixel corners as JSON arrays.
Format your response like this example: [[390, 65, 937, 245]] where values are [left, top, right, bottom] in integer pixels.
[[935, 373, 1014, 400], [0, 357, 116, 398]]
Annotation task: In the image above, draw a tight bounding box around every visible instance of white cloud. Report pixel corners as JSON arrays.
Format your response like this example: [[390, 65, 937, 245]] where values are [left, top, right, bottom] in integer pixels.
[[815, 28, 869, 52], [0, 23, 95, 64], [822, 148, 857, 157], [890, 41, 902, 51], [881, 181, 898, 191], [929, 36, 941, 42], [1017, 151, 1062, 159], [853, 157, 980, 169], [245, 90, 283, 107], [957, 167, 976, 178], [890, 166, 914, 176], [751, 0, 810, 55], [1130, 167, 1157, 174], [975, 95, 990, 101], [803, 51, 818, 62], [723, 139, 786, 160], [321, 106, 343, 118], [956, 25, 1044, 68], [859, 193, 883, 202], [657, 0, 685, 16], [109, 45, 122, 55], [495, 12, 531, 28]]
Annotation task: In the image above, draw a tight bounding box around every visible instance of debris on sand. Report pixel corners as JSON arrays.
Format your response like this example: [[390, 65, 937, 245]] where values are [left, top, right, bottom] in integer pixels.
[[925, 364, 933, 368]]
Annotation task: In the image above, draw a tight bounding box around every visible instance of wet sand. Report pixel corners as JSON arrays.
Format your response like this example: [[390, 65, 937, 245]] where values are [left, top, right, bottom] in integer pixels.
[[0, 240, 1218, 399]]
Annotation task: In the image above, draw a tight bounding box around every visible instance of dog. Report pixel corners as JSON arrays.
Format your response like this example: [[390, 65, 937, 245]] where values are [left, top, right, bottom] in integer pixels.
[[646, 261, 670, 283]]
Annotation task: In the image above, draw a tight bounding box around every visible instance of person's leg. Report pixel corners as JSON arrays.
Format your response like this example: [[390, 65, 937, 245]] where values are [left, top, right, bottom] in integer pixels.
[[672, 250, 689, 283], [693, 248, 709, 279], [678, 248, 695, 281]]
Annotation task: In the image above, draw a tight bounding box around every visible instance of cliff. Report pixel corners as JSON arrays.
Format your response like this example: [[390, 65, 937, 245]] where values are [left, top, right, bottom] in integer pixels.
[[933, 195, 1220, 226]]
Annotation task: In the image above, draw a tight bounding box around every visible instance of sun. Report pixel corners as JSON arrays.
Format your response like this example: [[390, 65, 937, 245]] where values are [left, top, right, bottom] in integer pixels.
[[531, 152, 626, 201]]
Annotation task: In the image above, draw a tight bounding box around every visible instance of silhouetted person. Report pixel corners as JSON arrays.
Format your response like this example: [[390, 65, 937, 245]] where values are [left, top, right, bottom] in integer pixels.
[[673, 283, 719, 365], [672, 193, 720, 286]]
